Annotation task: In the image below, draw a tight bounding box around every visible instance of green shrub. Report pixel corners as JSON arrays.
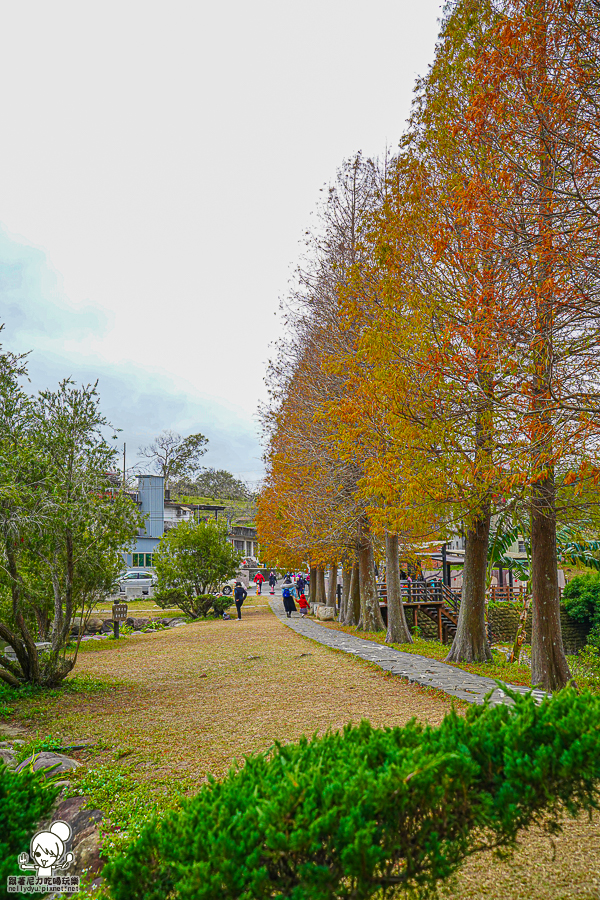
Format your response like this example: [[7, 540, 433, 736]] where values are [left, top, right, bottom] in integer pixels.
[[570, 644, 600, 689], [211, 595, 234, 617], [154, 588, 214, 619], [141, 620, 168, 632], [105, 688, 600, 900], [562, 572, 600, 645], [0, 763, 61, 899]]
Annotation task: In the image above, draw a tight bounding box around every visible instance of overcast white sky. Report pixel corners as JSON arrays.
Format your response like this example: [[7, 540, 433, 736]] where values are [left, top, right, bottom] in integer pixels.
[[0, 0, 442, 482]]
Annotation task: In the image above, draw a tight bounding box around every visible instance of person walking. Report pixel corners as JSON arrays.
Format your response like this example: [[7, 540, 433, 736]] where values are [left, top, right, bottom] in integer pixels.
[[296, 574, 306, 596], [233, 581, 247, 621], [298, 593, 308, 617], [253, 571, 265, 595], [281, 576, 297, 618], [268, 570, 277, 595]]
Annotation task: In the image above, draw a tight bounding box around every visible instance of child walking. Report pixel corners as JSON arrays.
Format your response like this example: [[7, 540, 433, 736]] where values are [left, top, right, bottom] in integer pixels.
[[298, 593, 308, 618]]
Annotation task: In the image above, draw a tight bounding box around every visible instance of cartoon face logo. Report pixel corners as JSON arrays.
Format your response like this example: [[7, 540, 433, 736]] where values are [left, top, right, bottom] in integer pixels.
[[18, 821, 74, 877]]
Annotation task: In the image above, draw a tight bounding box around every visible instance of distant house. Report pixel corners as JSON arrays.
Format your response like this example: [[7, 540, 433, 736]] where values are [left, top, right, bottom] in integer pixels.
[[124, 475, 225, 571], [227, 525, 259, 560], [163, 495, 196, 530]]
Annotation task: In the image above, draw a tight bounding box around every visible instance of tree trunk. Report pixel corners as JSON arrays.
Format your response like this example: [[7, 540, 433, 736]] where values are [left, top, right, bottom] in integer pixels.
[[343, 562, 360, 625], [326, 563, 338, 611], [446, 510, 493, 663], [6, 541, 39, 683], [340, 563, 351, 623], [358, 522, 385, 631], [315, 567, 326, 605], [530, 475, 572, 688], [385, 531, 412, 644], [527, 58, 573, 691], [309, 566, 317, 600]]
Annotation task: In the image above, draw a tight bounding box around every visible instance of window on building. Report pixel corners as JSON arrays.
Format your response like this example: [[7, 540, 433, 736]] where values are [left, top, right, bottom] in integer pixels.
[[234, 540, 244, 552], [132, 552, 154, 567], [518, 540, 526, 554]]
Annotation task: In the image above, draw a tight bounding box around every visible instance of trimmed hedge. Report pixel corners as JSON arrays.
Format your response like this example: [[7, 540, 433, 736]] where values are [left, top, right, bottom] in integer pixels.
[[105, 689, 600, 899], [0, 763, 60, 900]]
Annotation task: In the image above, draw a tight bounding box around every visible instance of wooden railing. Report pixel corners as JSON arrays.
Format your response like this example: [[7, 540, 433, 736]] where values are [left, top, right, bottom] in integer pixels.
[[488, 585, 529, 603], [378, 579, 462, 615], [379, 579, 532, 609]]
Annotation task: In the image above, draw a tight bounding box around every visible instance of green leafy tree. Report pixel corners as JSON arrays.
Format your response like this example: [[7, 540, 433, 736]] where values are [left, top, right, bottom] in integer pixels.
[[175, 468, 250, 501], [153, 519, 241, 618], [138, 430, 208, 488], [488, 523, 600, 583], [0, 368, 142, 687]]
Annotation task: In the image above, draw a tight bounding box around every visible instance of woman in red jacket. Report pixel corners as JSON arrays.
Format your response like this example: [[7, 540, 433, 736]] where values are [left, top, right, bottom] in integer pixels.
[[253, 571, 265, 595]]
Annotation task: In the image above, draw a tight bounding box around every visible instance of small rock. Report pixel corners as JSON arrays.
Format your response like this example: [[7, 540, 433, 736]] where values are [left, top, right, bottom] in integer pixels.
[[53, 796, 104, 879], [16, 752, 80, 778], [0, 724, 27, 739], [0, 748, 16, 767], [71, 616, 104, 635], [74, 829, 104, 878], [167, 617, 187, 626], [55, 796, 102, 833], [316, 606, 335, 621]]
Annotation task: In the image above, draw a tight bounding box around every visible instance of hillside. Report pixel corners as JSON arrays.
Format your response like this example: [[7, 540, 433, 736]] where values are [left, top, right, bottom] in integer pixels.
[[173, 494, 257, 527]]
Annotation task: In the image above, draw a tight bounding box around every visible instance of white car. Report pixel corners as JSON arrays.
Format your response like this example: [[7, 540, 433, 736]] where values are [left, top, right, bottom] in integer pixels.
[[221, 576, 249, 594], [117, 570, 158, 589]]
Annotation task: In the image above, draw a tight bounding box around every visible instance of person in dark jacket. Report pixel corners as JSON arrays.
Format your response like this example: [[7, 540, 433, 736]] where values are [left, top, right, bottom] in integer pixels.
[[268, 571, 277, 595], [296, 574, 306, 595], [233, 582, 247, 620], [281, 577, 297, 618]]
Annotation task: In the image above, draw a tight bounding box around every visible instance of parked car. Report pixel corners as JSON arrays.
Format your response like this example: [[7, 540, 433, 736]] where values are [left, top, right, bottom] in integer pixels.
[[221, 575, 249, 594], [116, 570, 158, 590]]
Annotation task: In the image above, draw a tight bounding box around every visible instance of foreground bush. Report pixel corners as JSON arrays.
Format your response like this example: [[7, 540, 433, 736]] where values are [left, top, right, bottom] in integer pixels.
[[105, 689, 600, 900], [0, 763, 60, 899]]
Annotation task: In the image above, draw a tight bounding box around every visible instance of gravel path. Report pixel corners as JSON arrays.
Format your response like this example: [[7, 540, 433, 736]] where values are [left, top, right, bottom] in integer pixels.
[[270, 600, 547, 706]]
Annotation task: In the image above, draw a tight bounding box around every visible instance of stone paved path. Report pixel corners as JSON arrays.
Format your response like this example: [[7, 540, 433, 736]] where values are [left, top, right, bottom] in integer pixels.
[[270, 600, 547, 706]]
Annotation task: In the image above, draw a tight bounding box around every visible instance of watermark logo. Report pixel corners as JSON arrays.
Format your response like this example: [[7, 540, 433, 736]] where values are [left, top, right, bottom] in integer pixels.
[[7, 820, 80, 894]]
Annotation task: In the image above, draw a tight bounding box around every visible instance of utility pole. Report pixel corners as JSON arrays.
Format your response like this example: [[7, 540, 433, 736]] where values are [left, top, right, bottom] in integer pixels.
[[123, 442, 126, 489]]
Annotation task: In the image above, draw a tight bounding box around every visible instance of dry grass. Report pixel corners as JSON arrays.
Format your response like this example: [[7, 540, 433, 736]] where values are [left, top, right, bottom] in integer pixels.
[[6, 604, 600, 898], [12, 604, 452, 787]]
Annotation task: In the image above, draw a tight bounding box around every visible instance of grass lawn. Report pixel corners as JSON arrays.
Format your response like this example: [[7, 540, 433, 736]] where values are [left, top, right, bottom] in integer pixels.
[[2, 603, 599, 899]]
